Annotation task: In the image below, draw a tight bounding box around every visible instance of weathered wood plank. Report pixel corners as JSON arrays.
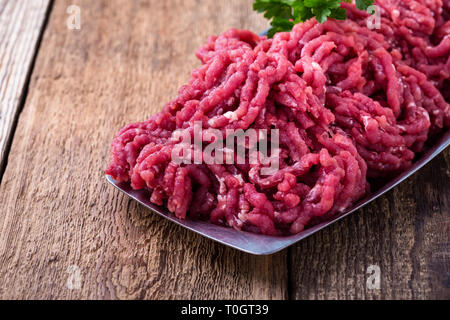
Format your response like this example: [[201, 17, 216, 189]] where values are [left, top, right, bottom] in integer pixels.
[[289, 148, 450, 300], [0, 0, 51, 176], [0, 0, 287, 300]]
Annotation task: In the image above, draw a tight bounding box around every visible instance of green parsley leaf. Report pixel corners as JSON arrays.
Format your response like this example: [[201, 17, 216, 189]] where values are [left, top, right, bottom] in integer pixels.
[[253, 0, 374, 37], [355, 0, 374, 11]]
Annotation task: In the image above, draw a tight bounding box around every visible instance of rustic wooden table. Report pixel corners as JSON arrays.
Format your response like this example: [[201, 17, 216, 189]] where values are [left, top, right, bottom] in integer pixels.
[[0, 0, 448, 300]]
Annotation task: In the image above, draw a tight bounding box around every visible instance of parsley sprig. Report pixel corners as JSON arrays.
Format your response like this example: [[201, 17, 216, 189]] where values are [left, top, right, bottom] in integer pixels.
[[253, 0, 374, 37]]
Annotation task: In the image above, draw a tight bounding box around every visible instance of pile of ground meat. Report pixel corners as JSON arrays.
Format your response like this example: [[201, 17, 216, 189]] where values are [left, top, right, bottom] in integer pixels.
[[106, 1, 450, 236]]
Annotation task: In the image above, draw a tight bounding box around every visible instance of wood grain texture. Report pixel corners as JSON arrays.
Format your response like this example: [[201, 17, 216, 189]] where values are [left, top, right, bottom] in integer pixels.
[[289, 149, 450, 300], [0, 0, 51, 175], [0, 0, 288, 300]]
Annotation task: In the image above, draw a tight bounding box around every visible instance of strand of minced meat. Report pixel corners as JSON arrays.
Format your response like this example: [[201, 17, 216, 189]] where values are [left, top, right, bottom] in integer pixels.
[[282, 17, 436, 176], [344, 1, 450, 100], [106, 2, 450, 236]]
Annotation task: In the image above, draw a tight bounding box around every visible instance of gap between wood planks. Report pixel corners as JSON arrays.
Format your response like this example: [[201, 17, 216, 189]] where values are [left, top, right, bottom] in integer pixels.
[[0, 0, 55, 185]]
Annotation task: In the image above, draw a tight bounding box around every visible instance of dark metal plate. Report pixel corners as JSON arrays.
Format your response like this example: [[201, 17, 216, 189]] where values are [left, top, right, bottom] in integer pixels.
[[106, 129, 450, 255]]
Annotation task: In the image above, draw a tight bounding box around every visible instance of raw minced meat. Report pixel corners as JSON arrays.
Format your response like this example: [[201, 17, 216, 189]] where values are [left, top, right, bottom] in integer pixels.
[[106, 1, 450, 236]]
